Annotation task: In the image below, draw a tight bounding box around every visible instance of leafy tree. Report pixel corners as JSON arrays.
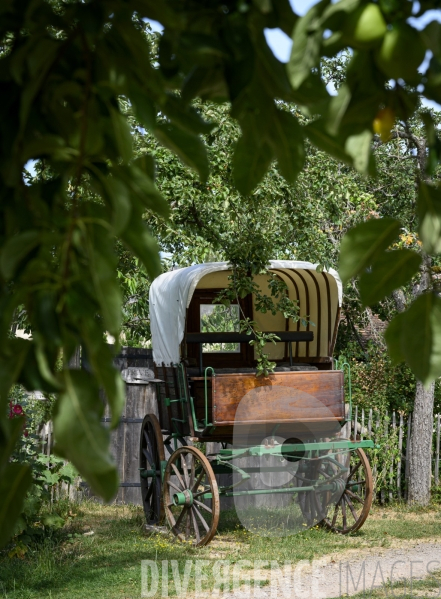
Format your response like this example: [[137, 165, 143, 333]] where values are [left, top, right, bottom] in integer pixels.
[[2, 0, 441, 546]]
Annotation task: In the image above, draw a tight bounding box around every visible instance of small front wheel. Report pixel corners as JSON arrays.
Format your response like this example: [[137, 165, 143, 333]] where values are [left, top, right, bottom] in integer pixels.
[[163, 446, 220, 546]]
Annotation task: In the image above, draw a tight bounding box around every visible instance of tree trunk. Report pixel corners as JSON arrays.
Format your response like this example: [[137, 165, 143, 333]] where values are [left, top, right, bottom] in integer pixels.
[[408, 381, 435, 505], [407, 253, 434, 504]]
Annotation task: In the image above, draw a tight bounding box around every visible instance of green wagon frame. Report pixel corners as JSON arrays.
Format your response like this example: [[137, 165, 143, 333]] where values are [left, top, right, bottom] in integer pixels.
[[140, 262, 374, 546]]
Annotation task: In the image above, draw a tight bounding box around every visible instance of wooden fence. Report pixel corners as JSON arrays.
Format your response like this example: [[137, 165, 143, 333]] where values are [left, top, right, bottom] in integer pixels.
[[344, 408, 441, 500]]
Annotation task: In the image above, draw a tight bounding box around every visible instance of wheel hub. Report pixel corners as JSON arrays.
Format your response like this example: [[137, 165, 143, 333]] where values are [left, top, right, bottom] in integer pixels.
[[173, 489, 193, 507]]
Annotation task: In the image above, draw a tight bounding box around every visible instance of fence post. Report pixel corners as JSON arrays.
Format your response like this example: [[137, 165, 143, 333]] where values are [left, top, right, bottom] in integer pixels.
[[435, 414, 440, 487], [353, 405, 358, 440], [373, 412, 380, 496], [381, 413, 388, 504], [368, 408, 373, 437], [389, 412, 396, 501], [397, 413, 404, 500], [361, 409, 365, 441], [405, 413, 412, 499]]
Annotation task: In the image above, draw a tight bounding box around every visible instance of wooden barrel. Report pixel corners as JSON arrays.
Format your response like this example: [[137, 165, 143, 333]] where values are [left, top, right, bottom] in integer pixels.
[[77, 348, 158, 504], [105, 347, 158, 504]]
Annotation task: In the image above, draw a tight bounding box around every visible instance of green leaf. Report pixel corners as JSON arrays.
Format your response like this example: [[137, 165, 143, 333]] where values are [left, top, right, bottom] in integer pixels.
[[359, 249, 421, 306], [0, 463, 33, 549], [35, 343, 63, 390], [385, 293, 441, 384], [0, 417, 27, 467], [120, 206, 162, 280], [421, 20, 441, 56], [109, 107, 133, 163], [326, 84, 352, 136], [233, 135, 274, 196], [305, 121, 353, 164], [128, 83, 157, 130], [0, 230, 40, 280], [344, 129, 374, 175], [0, 339, 32, 407], [417, 182, 441, 254], [252, 0, 272, 14], [384, 310, 406, 364], [132, 154, 155, 181], [116, 164, 169, 218], [81, 341, 125, 429], [265, 0, 297, 36], [270, 109, 304, 183], [287, 0, 328, 89], [154, 123, 209, 182], [101, 176, 132, 235], [53, 370, 118, 502], [90, 247, 122, 336], [161, 95, 214, 135], [339, 217, 401, 283], [41, 513, 65, 530]]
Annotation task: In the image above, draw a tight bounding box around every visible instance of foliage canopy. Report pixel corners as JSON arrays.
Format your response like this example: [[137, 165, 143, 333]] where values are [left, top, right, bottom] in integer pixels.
[[2, 0, 441, 545]]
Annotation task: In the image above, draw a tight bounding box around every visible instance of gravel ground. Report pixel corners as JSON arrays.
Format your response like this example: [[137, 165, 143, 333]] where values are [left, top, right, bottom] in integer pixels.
[[188, 541, 441, 599]]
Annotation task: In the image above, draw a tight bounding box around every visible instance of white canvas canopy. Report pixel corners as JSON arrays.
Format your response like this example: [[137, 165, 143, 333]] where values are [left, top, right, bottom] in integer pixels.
[[149, 261, 343, 366]]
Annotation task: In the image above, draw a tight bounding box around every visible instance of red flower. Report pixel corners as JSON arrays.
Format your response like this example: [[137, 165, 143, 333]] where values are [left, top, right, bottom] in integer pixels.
[[23, 430, 29, 438], [12, 404, 23, 415]]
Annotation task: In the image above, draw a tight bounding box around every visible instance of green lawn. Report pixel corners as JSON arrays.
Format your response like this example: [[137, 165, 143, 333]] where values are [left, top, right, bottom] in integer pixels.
[[2, 501, 441, 598]]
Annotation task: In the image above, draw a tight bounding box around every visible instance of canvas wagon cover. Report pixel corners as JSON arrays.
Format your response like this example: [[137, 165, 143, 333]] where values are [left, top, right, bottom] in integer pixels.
[[149, 261, 343, 366]]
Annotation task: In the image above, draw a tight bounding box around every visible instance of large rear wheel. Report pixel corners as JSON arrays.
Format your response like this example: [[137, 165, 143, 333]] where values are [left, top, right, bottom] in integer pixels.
[[139, 414, 165, 525], [322, 448, 373, 534]]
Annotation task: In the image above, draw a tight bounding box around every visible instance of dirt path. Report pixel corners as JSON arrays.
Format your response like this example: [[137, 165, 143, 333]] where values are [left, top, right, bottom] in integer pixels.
[[191, 540, 441, 598]]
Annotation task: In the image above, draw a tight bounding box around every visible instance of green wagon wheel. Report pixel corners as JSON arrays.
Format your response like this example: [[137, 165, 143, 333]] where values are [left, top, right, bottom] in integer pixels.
[[139, 414, 165, 525], [163, 446, 220, 547], [322, 448, 373, 534]]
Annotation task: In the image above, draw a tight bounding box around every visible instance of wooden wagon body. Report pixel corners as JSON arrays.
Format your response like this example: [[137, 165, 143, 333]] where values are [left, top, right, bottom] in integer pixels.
[[140, 262, 374, 545]]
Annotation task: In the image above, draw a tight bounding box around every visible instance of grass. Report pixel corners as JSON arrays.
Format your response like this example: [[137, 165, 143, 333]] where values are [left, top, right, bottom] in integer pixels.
[[2, 501, 441, 598]]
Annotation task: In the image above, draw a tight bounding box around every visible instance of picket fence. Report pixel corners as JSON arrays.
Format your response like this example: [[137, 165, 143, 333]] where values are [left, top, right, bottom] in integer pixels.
[[344, 407, 441, 501]]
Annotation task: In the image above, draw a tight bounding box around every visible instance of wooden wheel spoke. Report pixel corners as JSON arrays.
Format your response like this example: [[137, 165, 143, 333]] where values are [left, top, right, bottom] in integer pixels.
[[173, 506, 189, 532], [331, 501, 340, 527], [193, 486, 211, 499], [190, 454, 196, 488], [143, 483, 153, 502], [166, 479, 182, 493], [154, 476, 161, 505], [348, 460, 362, 480], [171, 462, 186, 489], [345, 494, 359, 522], [341, 496, 347, 529], [144, 431, 156, 462], [193, 505, 210, 533], [186, 504, 192, 539], [193, 499, 212, 513], [345, 488, 364, 504], [181, 453, 190, 487], [142, 447, 154, 465], [346, 479, 366, 488], [191, 469, 206, 493], [190, 509, 201, 544]]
